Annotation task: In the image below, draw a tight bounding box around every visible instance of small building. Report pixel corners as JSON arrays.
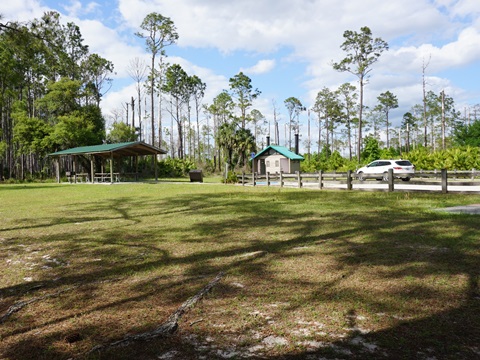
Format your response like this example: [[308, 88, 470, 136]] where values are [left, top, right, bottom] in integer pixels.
[[253, 145, 304, 175]]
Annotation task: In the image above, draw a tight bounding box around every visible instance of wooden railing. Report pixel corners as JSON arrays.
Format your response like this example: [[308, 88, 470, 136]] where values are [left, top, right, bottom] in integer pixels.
[[238, 169, 480, 193]]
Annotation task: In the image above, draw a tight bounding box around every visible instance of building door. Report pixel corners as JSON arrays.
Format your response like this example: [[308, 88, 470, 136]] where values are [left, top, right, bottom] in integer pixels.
[[260, 159, 266, 175]]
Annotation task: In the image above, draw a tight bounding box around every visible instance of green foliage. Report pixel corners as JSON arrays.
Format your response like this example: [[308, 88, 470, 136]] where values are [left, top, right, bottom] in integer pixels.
[[157, 157, 195, 177], [332, 26, 389, 75], [0, 140, 6, 157], [107, 122, 138, 143], [328, 151, 345, 170], [196, 159, 216, 175], [333, 26, 388, 161], [216, 122, 256, 170], [300, 148, 354, 172], [136, 13, 179, 55], [229, 72, 261, 128], [49, 105, 105, 149], [12, 101, 53, 155], [454, 120, 480, 147], [224, 170, 238, 184], [380, 147, 400, 159], [36, 78, 82, 118], [403, 146, 480, 170], [0, 11, 114, 179], [361, 136, 381, 163]]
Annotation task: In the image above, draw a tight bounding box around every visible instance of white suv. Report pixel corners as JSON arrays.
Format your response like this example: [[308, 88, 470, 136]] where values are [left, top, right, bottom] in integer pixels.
[[357, 160, 415, 182]]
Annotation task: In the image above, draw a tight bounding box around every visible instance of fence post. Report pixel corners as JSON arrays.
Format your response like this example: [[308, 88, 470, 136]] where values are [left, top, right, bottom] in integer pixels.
[[296, 171, 302, 188], [442, 169, 448, 194], [266, 171, 270, 186], [280, 171, 284, 188], [318, 170, 323, 189], [388, 169, 394, 192], [242, 172, 245, 186], [347, 170, 352, 190], [253, 172, 256, 187]]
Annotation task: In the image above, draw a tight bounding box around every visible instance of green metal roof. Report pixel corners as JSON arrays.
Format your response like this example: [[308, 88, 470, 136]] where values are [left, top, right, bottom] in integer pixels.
[[48, 141, 167, 158], [254, 145, 304, 161]]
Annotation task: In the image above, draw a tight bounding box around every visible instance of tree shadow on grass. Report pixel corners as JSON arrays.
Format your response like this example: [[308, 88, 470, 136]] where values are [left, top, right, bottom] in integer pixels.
[[1, 189, 479, 359]]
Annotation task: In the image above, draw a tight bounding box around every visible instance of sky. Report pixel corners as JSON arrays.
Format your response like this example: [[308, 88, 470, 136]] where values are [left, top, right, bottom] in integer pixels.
[[2, 0, 480, 149]]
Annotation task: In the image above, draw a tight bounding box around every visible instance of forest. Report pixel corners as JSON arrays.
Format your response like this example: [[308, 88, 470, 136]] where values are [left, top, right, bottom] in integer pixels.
[[1, 12, 480, 181]]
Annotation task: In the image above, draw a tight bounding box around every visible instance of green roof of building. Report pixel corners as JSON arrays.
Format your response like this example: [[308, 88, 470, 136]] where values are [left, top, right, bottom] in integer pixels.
[[48, 141, 166, 158], [254, 145, 304, 161]]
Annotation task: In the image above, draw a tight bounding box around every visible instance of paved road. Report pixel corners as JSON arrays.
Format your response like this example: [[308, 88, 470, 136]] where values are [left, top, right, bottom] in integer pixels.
[[274, 180, 480, 193]]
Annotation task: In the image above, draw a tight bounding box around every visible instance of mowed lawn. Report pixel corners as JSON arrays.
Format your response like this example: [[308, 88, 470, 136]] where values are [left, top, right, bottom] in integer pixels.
[[0, 183, 479, 360]]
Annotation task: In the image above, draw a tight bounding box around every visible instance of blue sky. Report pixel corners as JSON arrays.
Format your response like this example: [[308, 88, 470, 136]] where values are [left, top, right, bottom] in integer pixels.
[[3, 0, 480, 150]]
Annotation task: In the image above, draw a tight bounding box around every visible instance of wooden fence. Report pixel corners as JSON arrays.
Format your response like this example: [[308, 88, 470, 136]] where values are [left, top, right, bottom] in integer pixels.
[[238, 169, 480, 193]]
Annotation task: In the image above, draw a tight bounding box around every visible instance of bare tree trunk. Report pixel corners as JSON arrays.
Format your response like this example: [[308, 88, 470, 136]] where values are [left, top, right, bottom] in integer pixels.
[[158, 92, 162, 148], [357, 77, 364, 162], [317, 113, 322, 154], [386, 112, 390, 148], [441, 90, 446, 150], [131, 97, 135, 129], [150, 55, 156, 146], [422, 56, 430, 148]]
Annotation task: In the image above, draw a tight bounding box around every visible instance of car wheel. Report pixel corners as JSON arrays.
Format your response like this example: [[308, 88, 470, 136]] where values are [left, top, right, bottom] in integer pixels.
[[382, 172, 389, 182], [358, 172, 365, 181], [401, 177, 410, 182]]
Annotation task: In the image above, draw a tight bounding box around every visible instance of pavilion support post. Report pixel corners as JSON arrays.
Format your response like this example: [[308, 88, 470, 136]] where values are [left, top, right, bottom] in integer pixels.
[[90, 155, 94, 183], [116, 156, 121, 181], [55, 159, 60, 183], [73, 155, 77, 183], [154, 154, 158, 182], [110, 152, 114, 184], [135, 156, 139, 181]]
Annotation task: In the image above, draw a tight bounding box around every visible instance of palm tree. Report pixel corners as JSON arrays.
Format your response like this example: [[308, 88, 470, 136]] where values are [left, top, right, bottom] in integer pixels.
[[234, 128, 256, 169], [216, 122, 237, 169]]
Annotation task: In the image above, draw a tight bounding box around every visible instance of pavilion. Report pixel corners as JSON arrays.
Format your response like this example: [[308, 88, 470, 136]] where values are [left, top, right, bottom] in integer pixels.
[[48, 141, 167, 183]]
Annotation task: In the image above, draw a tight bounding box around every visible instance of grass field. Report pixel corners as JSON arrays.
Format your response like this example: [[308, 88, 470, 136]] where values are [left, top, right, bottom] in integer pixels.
[[0, 182, 479, 359]]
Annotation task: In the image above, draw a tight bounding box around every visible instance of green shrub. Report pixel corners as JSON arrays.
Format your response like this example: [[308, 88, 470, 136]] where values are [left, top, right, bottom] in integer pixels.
[[157, 157, 196, 177], [224, 171, 238, 184]]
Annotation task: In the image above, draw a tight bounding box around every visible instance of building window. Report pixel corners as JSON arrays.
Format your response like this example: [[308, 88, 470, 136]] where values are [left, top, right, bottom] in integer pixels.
[[266, 161, 270, 167], [275, 160, 279, 167]]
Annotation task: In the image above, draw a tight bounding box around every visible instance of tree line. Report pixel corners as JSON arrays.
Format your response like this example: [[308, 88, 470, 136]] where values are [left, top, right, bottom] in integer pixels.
[[0, 12, 113, 180], [106, 18, 480, 174], [1, 12, 479, 181]]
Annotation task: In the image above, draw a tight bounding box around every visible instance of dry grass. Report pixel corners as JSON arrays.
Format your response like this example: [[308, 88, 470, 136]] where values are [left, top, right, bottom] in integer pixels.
[[0, 183, 479, 359]]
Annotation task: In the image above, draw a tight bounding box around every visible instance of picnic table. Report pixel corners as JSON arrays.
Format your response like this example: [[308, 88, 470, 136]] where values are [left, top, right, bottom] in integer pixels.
[[94, 173, 120, 183]]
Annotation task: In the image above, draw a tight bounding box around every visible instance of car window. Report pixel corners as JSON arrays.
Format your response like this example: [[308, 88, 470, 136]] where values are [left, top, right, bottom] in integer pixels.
[[379, 161, 391, 166], [395, 160, 412, 166], [368, 162, 378, 167]]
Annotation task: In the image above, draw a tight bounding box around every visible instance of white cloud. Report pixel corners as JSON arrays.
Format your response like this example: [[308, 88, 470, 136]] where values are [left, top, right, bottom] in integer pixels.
[[62, 0, 100, 17], [241, 60, 276, 75], [1, 0, 49, 23]]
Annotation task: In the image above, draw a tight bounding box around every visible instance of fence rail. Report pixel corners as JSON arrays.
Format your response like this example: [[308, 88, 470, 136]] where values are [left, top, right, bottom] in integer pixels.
[[238, 169, 480, 193]]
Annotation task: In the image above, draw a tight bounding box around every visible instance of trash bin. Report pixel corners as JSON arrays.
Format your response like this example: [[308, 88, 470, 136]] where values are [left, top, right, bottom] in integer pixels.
[[189, 170, 203, 183]]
